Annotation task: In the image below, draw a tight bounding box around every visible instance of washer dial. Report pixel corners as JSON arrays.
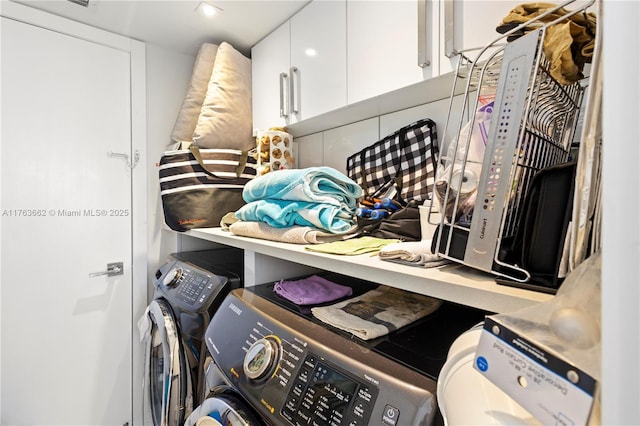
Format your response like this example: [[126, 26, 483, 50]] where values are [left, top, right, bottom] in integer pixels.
[[162, 267, 183, 287], [244, 337, 280, 381]]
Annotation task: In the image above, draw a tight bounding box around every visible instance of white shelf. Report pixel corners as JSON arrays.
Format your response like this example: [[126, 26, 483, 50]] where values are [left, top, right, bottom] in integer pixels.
[[182, 227, 552, 314]]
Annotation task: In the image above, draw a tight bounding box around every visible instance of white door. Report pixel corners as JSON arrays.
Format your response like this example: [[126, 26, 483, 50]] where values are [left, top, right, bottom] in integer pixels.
[[1, 13, 140, 426]]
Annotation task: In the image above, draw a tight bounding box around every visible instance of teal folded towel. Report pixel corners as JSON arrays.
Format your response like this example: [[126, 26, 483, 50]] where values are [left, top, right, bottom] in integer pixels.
[[235, 199, 355, 234], [242, 166, 363, 210]]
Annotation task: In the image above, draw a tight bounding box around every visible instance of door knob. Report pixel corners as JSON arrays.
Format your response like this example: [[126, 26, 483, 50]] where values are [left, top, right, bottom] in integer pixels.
[[89, 262, 124, 277]]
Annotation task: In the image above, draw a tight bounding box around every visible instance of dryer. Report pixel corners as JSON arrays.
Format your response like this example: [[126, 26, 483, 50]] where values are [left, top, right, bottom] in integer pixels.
[[190, 273, 488, 426], [140, 249, 244, 426]]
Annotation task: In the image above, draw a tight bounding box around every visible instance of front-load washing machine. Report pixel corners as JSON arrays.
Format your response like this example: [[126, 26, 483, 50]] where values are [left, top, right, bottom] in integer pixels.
[[139, 249, 244, 426], [189, 273, 488, 426]]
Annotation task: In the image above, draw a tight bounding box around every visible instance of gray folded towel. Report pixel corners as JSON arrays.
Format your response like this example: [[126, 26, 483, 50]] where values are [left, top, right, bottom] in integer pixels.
[[311, 285, 443, 340], [378, 240, 450, 268]]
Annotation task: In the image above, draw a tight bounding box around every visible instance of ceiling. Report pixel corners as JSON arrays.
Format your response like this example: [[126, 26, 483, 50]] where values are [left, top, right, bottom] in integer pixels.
[[11, 0, 311, 57]]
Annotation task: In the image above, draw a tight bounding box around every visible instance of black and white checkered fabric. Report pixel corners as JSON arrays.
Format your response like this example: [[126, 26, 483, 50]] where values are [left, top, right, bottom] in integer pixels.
[[346, 119, 438, 203]]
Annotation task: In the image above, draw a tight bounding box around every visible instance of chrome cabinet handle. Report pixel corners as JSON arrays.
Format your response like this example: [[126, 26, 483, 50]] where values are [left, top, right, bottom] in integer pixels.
[[279, 72, 289, 118], [443, 0, 457, 58], [89, 262, 124, 278], [289, 66, 299, 115], [417, 0, 431, 67]]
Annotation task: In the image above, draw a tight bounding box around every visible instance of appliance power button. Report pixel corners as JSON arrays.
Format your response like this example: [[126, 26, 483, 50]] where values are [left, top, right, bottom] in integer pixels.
[[382, 404, 400, 426]]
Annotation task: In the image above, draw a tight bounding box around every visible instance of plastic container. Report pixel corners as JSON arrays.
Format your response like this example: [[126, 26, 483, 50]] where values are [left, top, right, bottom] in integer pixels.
[[437, 326, 540, 425]]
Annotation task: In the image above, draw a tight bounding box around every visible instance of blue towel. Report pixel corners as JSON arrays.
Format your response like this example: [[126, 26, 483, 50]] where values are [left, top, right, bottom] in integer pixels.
[[242, 167, 363, 210], [235, 199, 355, 234]]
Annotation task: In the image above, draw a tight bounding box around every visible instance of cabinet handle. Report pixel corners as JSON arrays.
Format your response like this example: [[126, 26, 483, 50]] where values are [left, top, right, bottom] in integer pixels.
[[289, 66, 299, 115], [279, 72, 289, 118], [417, 0, 430, 67], [443, 0, 457, 58]]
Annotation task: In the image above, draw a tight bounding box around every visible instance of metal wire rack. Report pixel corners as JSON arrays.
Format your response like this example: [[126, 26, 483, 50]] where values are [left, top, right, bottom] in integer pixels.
[[431, 0, 594, 286]]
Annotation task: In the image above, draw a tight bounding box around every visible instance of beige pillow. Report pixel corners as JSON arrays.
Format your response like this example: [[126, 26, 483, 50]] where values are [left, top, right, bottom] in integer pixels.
[[171, 43, 218, 144], [193, 42, 253, 150]]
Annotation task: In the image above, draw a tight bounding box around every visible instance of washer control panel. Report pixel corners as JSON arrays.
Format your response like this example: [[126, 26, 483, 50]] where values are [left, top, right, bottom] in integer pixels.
[[153, 255, 238, 314], [206, 289, 437, 426], [281, 353, 379, 425]]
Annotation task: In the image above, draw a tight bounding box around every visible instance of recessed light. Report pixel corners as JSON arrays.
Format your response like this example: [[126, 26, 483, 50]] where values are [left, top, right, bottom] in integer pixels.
[[305, 48, 317, 57], [196, 2, 223, 18]]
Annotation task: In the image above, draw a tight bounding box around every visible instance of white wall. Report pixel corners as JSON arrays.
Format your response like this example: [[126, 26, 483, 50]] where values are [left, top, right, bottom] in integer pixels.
[[296, 97, 459, 177], [601, 1, 640, 424], [145, 43, 195, 287]]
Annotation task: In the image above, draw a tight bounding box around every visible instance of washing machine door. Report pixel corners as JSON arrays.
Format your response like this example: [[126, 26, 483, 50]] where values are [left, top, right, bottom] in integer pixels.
[[142, 299, 194, 426], [185, 387, 265, 426]]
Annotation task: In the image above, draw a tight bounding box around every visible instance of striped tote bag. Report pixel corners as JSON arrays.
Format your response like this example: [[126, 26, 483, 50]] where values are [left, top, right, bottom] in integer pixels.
[[159, 144, 257, 231]]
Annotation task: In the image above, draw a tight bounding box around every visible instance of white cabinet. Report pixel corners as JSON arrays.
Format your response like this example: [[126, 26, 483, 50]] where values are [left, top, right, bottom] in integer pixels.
[[251, 0, 346, 131], [251, 21, 290, 131], [438, 0, 522, 75], [256, 0, 597, 135], [290, 0, 347, 120], [347, 0, 437, 104], [437, 0, 595, 74]]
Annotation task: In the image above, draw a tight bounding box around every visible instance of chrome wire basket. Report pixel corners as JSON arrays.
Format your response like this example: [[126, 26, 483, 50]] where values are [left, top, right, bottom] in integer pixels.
[[431, 0, 595, 287]]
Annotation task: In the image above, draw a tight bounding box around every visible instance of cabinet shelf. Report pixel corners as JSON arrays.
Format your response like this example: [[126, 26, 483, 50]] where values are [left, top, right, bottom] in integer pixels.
[[181, 227, 552, 314]]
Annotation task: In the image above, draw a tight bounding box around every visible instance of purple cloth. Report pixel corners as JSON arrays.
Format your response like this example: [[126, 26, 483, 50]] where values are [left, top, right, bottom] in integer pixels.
[[274, 275, 353, 305]]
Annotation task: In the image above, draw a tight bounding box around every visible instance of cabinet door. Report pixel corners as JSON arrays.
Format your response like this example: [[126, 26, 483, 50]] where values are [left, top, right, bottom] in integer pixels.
[[438, 0, 593, 74], [251, 21, 290, 132], [437, 0, 517, 74], [290, 0, 347, 121], [347, 0, 437, 104]]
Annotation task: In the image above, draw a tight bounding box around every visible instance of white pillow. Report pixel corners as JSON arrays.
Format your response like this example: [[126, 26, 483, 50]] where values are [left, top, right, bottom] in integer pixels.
[[193, 42, 253, 150], [170, 43, 218, 144]]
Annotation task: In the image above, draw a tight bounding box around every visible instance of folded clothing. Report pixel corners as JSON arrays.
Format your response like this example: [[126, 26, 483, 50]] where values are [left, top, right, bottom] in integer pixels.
[[242, 166, 363, 211], [311, 286, 443, 340], [274, 275, 353, 305], [496, 2, 597, 85], [235, 199, 355, 234], [229, 221, 357, 244], [379, 240, 450, 268], [304, 236, 399, 256]]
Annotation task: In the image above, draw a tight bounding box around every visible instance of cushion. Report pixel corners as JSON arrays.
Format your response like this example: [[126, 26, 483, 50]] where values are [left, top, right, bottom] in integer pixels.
[[192, 42, 253, 150], [170, 43, 218, 144]]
